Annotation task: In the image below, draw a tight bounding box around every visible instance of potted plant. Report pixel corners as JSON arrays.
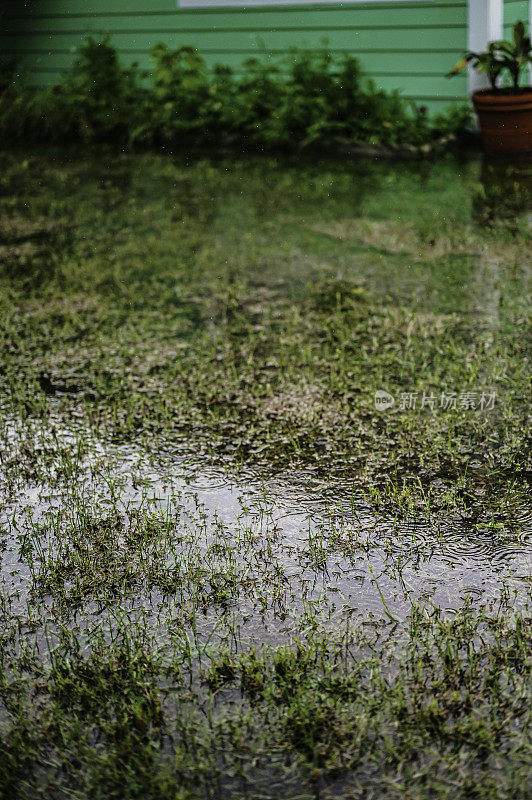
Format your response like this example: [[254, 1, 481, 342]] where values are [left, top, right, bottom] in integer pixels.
[[447, 20, 532, 152]]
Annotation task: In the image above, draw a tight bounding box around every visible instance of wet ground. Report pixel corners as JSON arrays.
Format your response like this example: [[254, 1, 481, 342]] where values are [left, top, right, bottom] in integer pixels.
[[2, 412, 531, 638], [0, 147, 530, 799]]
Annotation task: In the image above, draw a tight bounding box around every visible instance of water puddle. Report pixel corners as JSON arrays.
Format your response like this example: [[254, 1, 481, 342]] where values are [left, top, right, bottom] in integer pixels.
[[1, 148, 531, 658], [1, 415, 530, 655]]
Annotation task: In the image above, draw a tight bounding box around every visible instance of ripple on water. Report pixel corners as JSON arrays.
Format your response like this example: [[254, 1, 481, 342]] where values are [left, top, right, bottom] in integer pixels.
[[0, 417, 530, 645]]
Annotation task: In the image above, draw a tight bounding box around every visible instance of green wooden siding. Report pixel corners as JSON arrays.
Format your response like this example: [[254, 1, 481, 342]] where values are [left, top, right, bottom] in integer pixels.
[[1, 0, 468, 112], [503, 0, 529, 36], [503, 0, 530, 88]]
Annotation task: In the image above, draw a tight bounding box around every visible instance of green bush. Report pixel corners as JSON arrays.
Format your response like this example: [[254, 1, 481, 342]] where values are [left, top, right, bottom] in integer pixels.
[[268, 51, 425, 147], [145, 44, 212, 140], [221, 57, 285, 144], [0, 56, 18, 94], [0, 36, 143, 143], [68, 35, 142, 140], [0, 36, 472, 151]]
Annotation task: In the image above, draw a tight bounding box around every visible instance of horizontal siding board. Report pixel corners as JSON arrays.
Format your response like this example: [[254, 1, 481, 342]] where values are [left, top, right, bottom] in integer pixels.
[[22, 74, 462, 104], [2, 8, 467, 31], [2, 0, 178, 14], [1, 0, 469, 107], [2, 0, 463, 14], [13, 62, 467, 99], [503, 0, 529, 32], [2, 28, 466, 51], [16, 66, 462, 93], [4, 50, 463, 75]]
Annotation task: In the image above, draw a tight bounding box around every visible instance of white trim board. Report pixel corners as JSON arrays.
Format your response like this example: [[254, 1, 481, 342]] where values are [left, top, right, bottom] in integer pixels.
[[467, 0, 503, 93], [178, 0, 431, 6]]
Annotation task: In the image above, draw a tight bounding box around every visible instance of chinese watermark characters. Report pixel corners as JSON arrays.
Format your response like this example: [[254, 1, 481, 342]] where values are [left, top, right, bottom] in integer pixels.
[[375, 389, 497, 412]]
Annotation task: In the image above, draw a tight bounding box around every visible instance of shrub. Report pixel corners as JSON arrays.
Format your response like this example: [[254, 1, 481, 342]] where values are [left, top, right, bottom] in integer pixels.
[[0, 36, 472, 151], [0, 56, 18, 94], [147, 44, 212, 140], [65, 35, 143, 140], [0, 36, 144, 143], [222, 57, 285, 144]]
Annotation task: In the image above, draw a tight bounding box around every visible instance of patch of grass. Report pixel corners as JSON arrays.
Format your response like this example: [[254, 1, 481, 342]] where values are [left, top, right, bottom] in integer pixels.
[[0, 602, 530, 799]]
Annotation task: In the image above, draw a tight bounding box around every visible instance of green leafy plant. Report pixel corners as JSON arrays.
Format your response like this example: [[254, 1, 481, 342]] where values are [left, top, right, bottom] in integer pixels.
[[228, 50, 447, 149], [68, 35, 142, 139], [137, 43, 241, 144], [447, 20, 532, 90], [0, 56, 17, 94], [496, 20, 532, 88], [0, 35, 471, 150], [222, 56, 283, 144]]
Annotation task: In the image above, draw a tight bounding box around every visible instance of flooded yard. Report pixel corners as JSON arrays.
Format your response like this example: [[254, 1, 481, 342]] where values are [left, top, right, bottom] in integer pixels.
[[0, 148, 531, 799]]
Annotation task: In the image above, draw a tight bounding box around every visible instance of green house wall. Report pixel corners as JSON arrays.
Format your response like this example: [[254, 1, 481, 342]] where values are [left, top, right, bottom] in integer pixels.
[[1, 0, 471, 113], [503, 0, 529, 36]]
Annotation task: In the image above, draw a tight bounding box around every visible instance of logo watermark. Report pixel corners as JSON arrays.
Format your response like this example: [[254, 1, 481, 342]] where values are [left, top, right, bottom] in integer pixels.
[[374, 390, 395, 410], [375, 389, 497, 412]]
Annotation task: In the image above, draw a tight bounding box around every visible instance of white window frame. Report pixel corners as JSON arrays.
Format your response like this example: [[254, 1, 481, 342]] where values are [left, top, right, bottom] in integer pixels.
[[179, 0, 429, 7]]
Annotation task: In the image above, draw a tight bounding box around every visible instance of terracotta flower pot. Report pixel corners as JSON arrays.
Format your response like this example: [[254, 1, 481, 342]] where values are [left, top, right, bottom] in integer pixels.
[[472, 89, 532, 152]]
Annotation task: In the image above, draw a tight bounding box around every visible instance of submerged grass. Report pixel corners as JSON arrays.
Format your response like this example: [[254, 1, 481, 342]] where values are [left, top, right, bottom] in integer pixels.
[[0, 146, 530, 798], [0, 600, 530, 799]]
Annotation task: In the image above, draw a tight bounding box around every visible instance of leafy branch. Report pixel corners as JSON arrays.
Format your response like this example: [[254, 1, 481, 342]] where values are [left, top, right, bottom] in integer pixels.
[[447, 20, 532, 90]]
